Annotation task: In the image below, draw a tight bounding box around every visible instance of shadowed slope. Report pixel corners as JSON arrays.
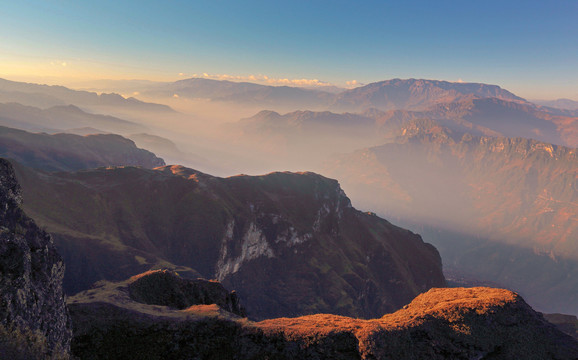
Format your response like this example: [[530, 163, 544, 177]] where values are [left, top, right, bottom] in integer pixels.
[[13, 163, 445, 319]]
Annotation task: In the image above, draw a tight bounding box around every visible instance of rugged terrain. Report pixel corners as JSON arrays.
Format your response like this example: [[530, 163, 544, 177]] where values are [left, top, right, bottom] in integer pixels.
[[0, 159, 71, 358], [13, 163, 445, 319], [69, 271, 578, 359], [323, 119, 578, 314]]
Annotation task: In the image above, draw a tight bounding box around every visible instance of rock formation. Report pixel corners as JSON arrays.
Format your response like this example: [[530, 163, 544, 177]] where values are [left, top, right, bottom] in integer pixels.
[[0, 158, 71, 357], [127, 270, 245, 316]]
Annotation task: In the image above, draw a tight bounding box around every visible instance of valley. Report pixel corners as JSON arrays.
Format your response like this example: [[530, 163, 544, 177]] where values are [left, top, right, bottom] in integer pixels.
[[0, 74, 577, 358]]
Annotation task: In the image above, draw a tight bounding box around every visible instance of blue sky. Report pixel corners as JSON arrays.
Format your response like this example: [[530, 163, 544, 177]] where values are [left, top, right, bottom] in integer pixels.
[[0, 0, 576, 99]]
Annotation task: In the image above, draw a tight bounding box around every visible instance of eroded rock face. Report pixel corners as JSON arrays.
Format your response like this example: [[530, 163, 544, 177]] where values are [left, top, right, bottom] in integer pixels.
[[0, 158, 71, 356], [69, 283, 578, 359]]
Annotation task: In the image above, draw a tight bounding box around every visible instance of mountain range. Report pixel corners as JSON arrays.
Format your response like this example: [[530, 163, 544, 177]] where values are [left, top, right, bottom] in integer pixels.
[[142, 77, 335, 110], [0, 77, 174, 113], [0, 102, 147, 135], [139, 77, 529, 112], [235, 90, 578, 150], [323, 119, 578, 314], [1, 74, 578, 357], [331, 78, 526, 112]]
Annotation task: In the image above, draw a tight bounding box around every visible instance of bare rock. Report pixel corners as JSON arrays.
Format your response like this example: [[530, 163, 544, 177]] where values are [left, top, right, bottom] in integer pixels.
[[0, 158, 71, 357]]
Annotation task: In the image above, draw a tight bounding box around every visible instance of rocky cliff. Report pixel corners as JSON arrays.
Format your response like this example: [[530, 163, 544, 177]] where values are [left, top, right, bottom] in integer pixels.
[[0, 158, 71, 357], [69, 275, 578, 359], [14, 163, 445, 320]]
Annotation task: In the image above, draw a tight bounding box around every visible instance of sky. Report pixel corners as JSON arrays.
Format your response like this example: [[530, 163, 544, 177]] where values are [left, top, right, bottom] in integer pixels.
[[0, 0, 576, 100]]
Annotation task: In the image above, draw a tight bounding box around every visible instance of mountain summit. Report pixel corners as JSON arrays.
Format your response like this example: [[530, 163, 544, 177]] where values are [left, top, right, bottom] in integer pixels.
[[333, 78, 526, 111]]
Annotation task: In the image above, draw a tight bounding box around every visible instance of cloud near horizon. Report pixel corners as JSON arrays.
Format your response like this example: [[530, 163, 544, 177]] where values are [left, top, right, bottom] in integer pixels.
[[50, 60, 68, 67], [187, 73, 336, 88], [346, 80, 363, 88]]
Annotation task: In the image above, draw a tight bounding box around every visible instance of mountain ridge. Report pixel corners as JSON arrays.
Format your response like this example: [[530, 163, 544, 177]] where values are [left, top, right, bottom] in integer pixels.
[[0, 125, 165, 172], [13, 162, 445, 320], [0, 77, 174, 113], [0, 102, 148, 135], [68, 273, 578, 359], [333, 78, 527, 112], [323, 119, 578, 314]]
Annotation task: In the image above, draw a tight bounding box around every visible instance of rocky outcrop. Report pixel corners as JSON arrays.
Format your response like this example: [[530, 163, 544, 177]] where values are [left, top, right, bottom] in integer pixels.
[[0, 158, 71, 357], [15, 164, 445, 320], [128, 270, 245, 316], [69, 283, 578, 359]]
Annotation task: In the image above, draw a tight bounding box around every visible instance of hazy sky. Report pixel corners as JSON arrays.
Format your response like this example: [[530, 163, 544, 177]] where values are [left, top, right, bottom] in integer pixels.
[[0, 0, 576, 99]]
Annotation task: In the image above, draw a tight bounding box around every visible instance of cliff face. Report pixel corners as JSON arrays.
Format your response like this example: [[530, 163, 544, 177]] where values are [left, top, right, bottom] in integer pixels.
[[0, 158, 71, 357], [14, 163, 445, 320], [69, 277, 578, 359]]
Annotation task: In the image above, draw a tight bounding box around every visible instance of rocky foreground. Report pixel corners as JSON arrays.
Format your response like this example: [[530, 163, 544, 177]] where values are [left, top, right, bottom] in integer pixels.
[[69, 270, 578, 360], [0, 159, 71, 358]]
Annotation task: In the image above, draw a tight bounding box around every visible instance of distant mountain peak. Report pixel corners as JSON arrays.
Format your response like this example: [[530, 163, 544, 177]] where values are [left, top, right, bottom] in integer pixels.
[[333, 78, 527, 112]]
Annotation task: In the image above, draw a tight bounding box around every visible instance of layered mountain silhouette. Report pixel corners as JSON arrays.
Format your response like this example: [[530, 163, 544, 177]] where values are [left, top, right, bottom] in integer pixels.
[[143, 78, 334, 109], [229, 110, 381, 169], [236, 94, 578, 152], [0, 77, 174, 113], [141, 77, 529, 112], [0, 125, 164, 171], [323, 119, 578, 314], [371, 97, 578, 146], [13, 163, 445, 319], [0, 102, 147, 134]]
